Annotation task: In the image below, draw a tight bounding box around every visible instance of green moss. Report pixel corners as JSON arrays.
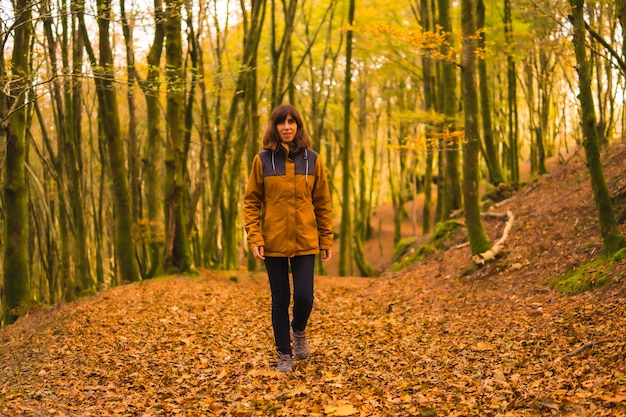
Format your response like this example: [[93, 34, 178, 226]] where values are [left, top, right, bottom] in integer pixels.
[[391, 237, 417, 263], [548, 258, 612, 294], [613, 247, 626, 262], [391, 220, 463, 272]]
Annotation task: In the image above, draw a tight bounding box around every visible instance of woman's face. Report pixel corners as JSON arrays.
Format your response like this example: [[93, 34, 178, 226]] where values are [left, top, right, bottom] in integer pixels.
[[277, 114, 298, 143]]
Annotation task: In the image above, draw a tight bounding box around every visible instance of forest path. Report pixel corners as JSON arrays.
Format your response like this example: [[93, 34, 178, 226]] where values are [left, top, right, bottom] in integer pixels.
[[1, 264, 624, 416]]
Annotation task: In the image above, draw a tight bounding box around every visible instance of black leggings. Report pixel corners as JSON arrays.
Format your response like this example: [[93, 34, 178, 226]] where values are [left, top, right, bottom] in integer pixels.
[[264, 254, 315, 355]]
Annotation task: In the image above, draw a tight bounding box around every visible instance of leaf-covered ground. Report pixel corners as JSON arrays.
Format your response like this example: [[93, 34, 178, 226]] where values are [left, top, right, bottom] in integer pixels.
[[1, 145, 626, 416]]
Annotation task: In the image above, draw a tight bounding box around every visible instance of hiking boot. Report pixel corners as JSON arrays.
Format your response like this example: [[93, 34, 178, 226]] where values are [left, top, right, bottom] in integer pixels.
[[277, 352, 293, 372], [292, 329, 310, 360]]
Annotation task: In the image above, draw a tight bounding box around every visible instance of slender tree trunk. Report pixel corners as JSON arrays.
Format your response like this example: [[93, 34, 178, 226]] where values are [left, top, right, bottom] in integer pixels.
[[461, 0, 490, 255], [41, 0, 74, 300], [420, 0, 435, 234], [504, 0, 519, 183], [339, 0, 355, 277], [81, 0, 140, 283], [2, 0, 32, 324], [570, 0, 626, 255], [353, 74, 375, 276], [270, 0, 298, 108], [477, 0, 505, 185], [163, 0, 192, 273], [438, 0, 462, 218], [138, 0, 165, 278], [120, 0, 142, 258]]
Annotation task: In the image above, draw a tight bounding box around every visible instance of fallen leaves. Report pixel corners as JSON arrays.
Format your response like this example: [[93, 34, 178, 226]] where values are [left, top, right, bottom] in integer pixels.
[[0, 269, 624, 416]]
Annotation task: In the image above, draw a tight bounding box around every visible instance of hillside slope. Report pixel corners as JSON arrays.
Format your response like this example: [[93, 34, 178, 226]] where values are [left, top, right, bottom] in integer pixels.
[[1, 145, 625, 416]]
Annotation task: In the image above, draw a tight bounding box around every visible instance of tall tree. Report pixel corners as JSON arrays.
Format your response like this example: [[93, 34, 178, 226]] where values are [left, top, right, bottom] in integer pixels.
[[338, 0, 355, 276], [570, 0, 626, 255], [504, 0, 519, 183], [476, 0, 505, 185], [270, 0, 298, 107], [2, 0, 33, 324], [80, 0, 140, 283], [461, 0, 490, 256], [418, 0, 436, 235], [162, 0, 193, 273], [438, 0, 462, 220], [136, 0, 166, 278]]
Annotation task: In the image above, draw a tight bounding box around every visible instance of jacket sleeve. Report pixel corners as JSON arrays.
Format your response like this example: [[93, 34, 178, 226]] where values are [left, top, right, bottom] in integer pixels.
[[312, 156, 334, 250], [243, 154, 265, 249]]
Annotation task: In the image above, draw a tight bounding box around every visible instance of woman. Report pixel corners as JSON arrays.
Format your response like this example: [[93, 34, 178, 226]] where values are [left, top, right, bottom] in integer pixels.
[[243, 104, 333, 373]]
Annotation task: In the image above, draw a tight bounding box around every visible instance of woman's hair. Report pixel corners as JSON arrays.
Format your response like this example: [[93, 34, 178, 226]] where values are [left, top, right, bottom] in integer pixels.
[[262, 104, 312, 152]]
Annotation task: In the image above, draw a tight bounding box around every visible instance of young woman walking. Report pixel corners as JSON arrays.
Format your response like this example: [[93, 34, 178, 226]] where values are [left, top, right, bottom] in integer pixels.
[[243, 104, 333, 372]]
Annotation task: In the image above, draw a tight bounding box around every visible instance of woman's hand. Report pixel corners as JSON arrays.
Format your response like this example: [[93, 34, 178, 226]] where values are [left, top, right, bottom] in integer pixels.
[[252, 246, 265, 260], [321, 249, 332, 263]]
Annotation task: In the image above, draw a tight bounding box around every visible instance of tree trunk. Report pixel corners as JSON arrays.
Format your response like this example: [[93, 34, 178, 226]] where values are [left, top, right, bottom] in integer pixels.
[[41, 0, 73, 300], [2, 0, 33, 324], [81, 0, 140, 283], [477, 0, 505, 185], [461, 0, 491, 256], [504, 0, 519, 183], [270, 0, 297, 108], [438, 0, 462, 219], [339, 0, 355, 276], [420, 0, 435, 234], [137, 0, 165, 278], [163, 0, 192, 273], [570, 0, 626, 255]]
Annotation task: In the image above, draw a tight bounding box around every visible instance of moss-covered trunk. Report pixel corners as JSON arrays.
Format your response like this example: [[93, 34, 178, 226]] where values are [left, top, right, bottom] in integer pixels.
[[162, 0, 192, 273], [570, 0, 626, 255], [2, 0, 33, 324], [461, 0, 490, 255], [88, 0, 139, 283], [438, 0, 461, 219], [339, 0, 355, 276], [477, 0, 505, 185]]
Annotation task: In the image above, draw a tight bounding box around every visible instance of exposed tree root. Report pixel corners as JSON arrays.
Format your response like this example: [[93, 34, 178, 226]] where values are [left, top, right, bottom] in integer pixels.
[[473, 210, 515, 265]]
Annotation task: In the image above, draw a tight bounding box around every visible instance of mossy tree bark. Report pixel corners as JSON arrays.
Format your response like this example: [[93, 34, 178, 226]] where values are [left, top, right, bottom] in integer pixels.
[[461, 0, 491, 256], [438, 0, 462, 220], [477, 0, 505, 185], [504, 0, 520, 183], [80, 0, 140, 283], [2, 0, 33, 324], [570, 0, 626, 255], [138, 0, 165, 278], [338, 0, 355, 276], [162, 0, 193, 273], [419, 0, 436, 235]]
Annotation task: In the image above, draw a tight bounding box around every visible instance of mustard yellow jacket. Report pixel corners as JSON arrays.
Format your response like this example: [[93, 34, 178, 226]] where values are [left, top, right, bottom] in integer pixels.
[[243, 143, 333, 257]]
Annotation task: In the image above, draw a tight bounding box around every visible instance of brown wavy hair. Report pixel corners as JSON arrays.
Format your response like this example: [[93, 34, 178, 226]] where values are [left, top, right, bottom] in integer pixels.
[[262, 104, 312, 152]]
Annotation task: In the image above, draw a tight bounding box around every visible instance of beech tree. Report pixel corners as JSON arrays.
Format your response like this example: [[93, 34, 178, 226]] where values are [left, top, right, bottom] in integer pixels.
[[338, 0, 356, 276], [162, 0, 193, 273], [80, 0, 140, 283], [461, 0, 490, 256], [437, 0, 462, 220], [570, 0, 626, 256], [2, 0, 33, 324]]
